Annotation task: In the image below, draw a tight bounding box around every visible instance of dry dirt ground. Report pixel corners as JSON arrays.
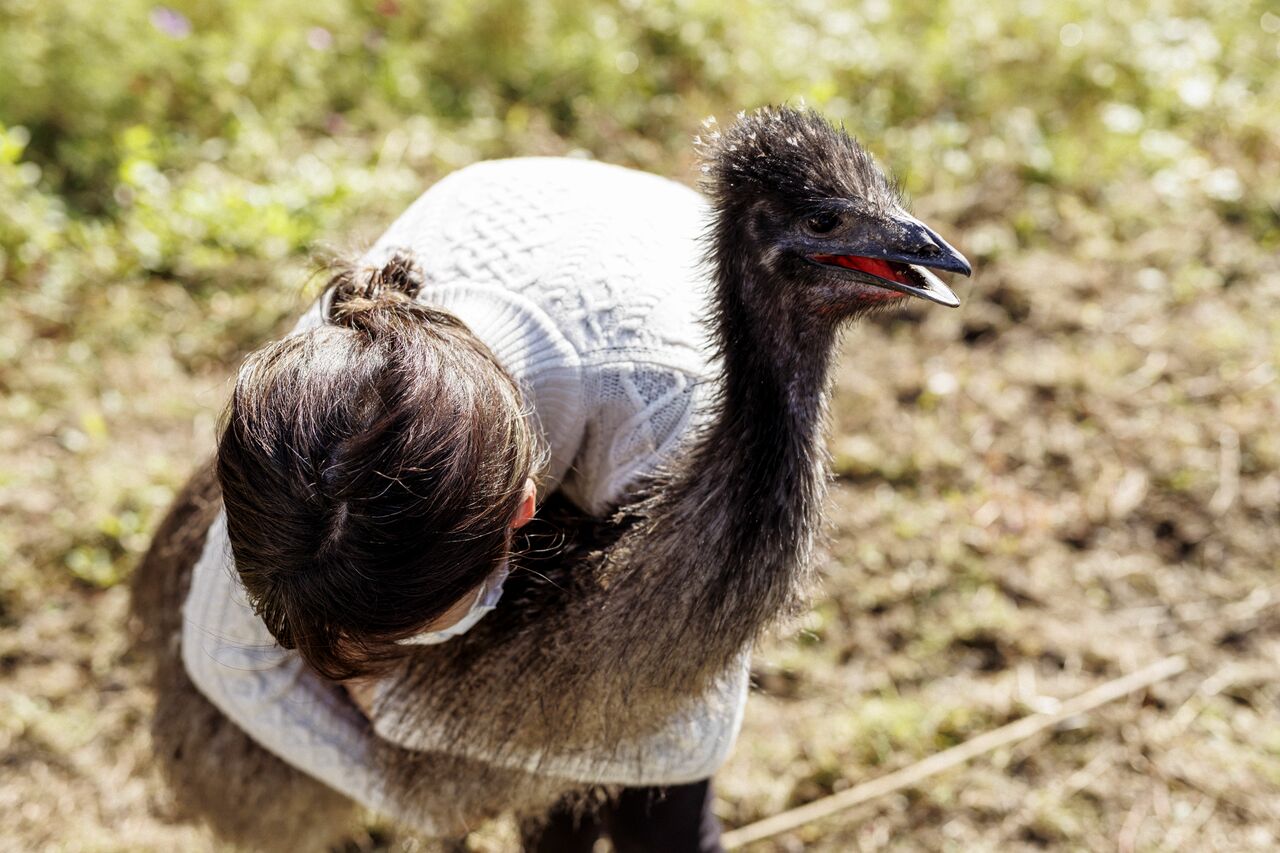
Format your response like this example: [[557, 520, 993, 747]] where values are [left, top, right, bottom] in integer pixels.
[[5, 225, 1279, 852], [3, 162, 1280, 853]]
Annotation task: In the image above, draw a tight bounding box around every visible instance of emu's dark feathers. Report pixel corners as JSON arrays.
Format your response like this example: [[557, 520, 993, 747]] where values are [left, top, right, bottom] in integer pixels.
[[697, 106, 901, 214]]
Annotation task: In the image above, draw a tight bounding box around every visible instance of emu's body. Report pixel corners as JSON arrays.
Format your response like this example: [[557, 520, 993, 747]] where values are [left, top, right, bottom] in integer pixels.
[[131, 108, 969, 845]]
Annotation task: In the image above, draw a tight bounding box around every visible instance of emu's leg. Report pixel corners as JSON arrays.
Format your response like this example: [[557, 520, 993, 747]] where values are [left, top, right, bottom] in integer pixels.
[[130, 461, 361, 850]]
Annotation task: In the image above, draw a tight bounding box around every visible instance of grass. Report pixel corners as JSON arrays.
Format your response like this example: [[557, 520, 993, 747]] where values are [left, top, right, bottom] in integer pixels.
[[2, 0, 1279, 849]]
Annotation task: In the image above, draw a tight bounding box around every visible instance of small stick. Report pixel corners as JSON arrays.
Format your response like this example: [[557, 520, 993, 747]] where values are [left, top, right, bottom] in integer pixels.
[[1209, 426, 1240, 516], [722, 655, 1188, 850]]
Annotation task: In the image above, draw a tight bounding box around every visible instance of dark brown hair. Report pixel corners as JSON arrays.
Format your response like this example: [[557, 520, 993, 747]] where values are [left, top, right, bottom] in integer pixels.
[[216, 254, 539, 681]]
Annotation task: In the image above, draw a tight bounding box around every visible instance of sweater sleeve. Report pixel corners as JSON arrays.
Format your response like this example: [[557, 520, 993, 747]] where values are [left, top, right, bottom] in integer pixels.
[[182, 511, 420, 825], [557, 357, 710, 515]]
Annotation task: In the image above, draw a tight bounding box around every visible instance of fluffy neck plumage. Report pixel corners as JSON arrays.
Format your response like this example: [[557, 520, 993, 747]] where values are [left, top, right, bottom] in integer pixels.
[[644, 206, 840, 645]]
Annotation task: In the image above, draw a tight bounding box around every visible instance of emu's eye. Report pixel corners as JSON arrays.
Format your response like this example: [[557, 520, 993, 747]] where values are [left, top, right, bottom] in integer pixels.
[[806, 212, 842, 234]]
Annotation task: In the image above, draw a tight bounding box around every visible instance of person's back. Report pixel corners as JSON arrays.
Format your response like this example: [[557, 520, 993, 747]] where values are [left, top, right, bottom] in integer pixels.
[[298, 157, 715, 512], [366, 157, 711, 361]]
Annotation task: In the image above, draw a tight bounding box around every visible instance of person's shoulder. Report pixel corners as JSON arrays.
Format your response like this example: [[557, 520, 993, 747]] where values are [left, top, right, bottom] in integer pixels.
[[562, 354, 714, 514], [182, 509, 295, 681]]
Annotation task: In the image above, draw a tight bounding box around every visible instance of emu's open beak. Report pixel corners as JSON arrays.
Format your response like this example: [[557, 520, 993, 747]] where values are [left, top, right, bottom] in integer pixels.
[[810, 213, 971, 308]]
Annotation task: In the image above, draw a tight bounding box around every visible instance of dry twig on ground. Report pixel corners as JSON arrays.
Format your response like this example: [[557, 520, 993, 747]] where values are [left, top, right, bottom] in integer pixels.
[[722, 656, 1188, 849]]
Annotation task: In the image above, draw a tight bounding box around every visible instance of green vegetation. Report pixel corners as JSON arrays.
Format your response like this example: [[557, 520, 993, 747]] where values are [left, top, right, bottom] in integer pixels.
[[2, 0, 1278, 849]]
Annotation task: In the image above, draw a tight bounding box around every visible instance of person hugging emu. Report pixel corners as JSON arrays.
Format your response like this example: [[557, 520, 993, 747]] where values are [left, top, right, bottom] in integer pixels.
[[132, 107, 970, 852]]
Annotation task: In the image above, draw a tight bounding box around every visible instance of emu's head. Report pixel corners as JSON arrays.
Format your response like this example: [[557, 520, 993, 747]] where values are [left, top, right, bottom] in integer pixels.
[[699, 106, 971, 313]]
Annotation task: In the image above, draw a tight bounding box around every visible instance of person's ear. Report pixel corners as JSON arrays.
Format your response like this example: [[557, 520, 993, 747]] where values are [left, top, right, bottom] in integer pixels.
[[511, 478, 536, 529]]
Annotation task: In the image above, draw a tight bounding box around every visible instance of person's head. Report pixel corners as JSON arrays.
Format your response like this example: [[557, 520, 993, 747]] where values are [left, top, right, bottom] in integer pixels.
[[216, 254, 540, 680]]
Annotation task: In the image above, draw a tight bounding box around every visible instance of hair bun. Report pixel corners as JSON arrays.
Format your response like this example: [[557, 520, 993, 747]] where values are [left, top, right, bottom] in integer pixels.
[[325, 253, 424, 327]]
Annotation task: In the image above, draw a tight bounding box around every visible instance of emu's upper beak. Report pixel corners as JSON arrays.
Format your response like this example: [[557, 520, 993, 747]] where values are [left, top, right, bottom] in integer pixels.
[[809, 212, 971, 308]]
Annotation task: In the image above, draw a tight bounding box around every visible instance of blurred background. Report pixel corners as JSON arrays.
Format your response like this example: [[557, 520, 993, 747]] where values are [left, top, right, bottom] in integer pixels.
[[1, 0, 1277, 849]]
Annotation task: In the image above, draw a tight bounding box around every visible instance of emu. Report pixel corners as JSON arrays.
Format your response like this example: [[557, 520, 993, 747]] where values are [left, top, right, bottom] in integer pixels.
[[130, 106, 970, 847]]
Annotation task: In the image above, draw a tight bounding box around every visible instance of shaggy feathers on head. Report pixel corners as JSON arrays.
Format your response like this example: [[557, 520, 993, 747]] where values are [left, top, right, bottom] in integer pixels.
[[696, 106, 901, 214]]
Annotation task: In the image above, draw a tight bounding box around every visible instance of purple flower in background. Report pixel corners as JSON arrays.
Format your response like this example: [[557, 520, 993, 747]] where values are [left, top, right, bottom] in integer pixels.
[[307, 27, 333, 51], [150, 6, 192, 39]]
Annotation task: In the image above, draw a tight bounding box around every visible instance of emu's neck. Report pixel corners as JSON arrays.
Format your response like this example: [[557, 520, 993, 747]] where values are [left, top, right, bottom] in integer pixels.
[[642, 214, 842, 644], [685, 252, 835, 538]]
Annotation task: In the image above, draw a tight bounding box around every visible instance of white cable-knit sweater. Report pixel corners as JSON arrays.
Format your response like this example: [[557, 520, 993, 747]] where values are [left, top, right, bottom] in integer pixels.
[[182, 158, 750, 824]]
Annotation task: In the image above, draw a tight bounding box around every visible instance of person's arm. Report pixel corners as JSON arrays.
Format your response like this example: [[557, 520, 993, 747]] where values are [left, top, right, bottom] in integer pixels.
[[344, 677, 380, 718], [557, 358, 709, 515], [181, 510, 398, 815]]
